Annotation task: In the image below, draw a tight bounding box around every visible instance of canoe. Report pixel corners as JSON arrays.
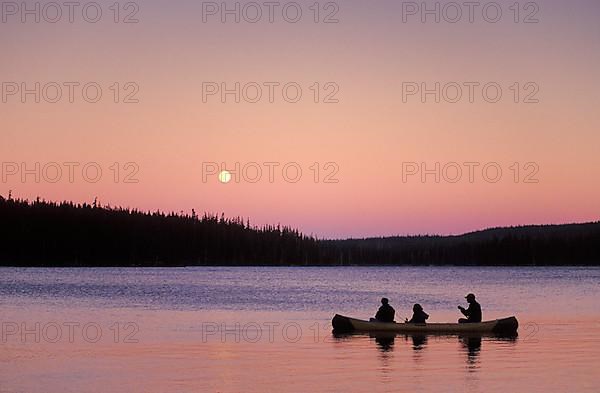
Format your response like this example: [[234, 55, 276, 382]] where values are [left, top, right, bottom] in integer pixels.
[[332, 314, 518, 335]]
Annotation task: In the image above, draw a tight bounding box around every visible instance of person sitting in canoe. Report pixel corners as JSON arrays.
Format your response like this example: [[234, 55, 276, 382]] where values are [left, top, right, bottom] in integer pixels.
[[406, 303, 429, 324], [372, 297, 395, 322], [458, 293, 482, 323]]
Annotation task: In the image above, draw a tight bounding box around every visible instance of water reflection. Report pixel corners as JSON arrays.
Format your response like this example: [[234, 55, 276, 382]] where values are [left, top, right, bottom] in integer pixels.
[[367, 332, 396, 384], [460, 335, 482, 366], [334, 331, 518, 371], [408, 334, 428, 351], [371, 332, 395, 352]]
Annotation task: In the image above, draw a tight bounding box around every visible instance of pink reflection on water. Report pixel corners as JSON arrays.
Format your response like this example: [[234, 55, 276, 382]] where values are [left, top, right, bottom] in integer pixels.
[[3, 306, 599, 393]]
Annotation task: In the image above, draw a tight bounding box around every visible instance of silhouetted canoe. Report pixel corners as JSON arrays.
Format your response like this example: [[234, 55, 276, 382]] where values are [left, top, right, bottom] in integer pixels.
[[332, 314, 518, 335]]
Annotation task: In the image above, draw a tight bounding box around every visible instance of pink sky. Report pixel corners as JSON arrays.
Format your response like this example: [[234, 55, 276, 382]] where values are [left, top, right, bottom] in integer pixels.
[[1, 0, 599, 238]]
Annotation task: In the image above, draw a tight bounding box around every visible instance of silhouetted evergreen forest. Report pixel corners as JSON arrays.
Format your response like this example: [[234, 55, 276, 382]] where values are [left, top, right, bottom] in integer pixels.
[[1, 196, 599, 266]]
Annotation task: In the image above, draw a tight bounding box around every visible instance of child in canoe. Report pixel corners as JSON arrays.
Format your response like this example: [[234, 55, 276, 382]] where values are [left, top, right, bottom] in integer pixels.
[[406, 303, 429, 324]]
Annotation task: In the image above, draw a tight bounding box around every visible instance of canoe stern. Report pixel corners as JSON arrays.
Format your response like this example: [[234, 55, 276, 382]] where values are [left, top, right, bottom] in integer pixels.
[[492, 316, 519, 335]]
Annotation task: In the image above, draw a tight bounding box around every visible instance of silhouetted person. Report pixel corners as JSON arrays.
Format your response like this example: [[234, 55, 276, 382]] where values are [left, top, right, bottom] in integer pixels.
[[406, 303, 429, 324], [374, 298, 395, 322], [458, 293, 482, 323]]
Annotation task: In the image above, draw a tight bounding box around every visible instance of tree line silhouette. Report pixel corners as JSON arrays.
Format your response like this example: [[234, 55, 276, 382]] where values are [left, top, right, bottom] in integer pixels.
[[1, 195, 599, 266]]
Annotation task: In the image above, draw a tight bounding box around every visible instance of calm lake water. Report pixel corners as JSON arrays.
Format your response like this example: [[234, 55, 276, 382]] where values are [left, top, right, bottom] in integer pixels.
[[1, 267, 599, 393]]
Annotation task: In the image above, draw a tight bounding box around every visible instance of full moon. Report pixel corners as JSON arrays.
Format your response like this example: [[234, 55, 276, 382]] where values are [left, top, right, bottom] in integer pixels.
[[218, 170, 232, 184]]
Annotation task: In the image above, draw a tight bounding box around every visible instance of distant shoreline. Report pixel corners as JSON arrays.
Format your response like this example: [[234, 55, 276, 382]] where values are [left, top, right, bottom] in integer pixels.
[[2, 196, 600, 266]]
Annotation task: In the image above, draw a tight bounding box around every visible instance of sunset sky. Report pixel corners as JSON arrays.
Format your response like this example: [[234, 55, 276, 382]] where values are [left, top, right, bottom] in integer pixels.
[[1, 0, 599, 238]]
